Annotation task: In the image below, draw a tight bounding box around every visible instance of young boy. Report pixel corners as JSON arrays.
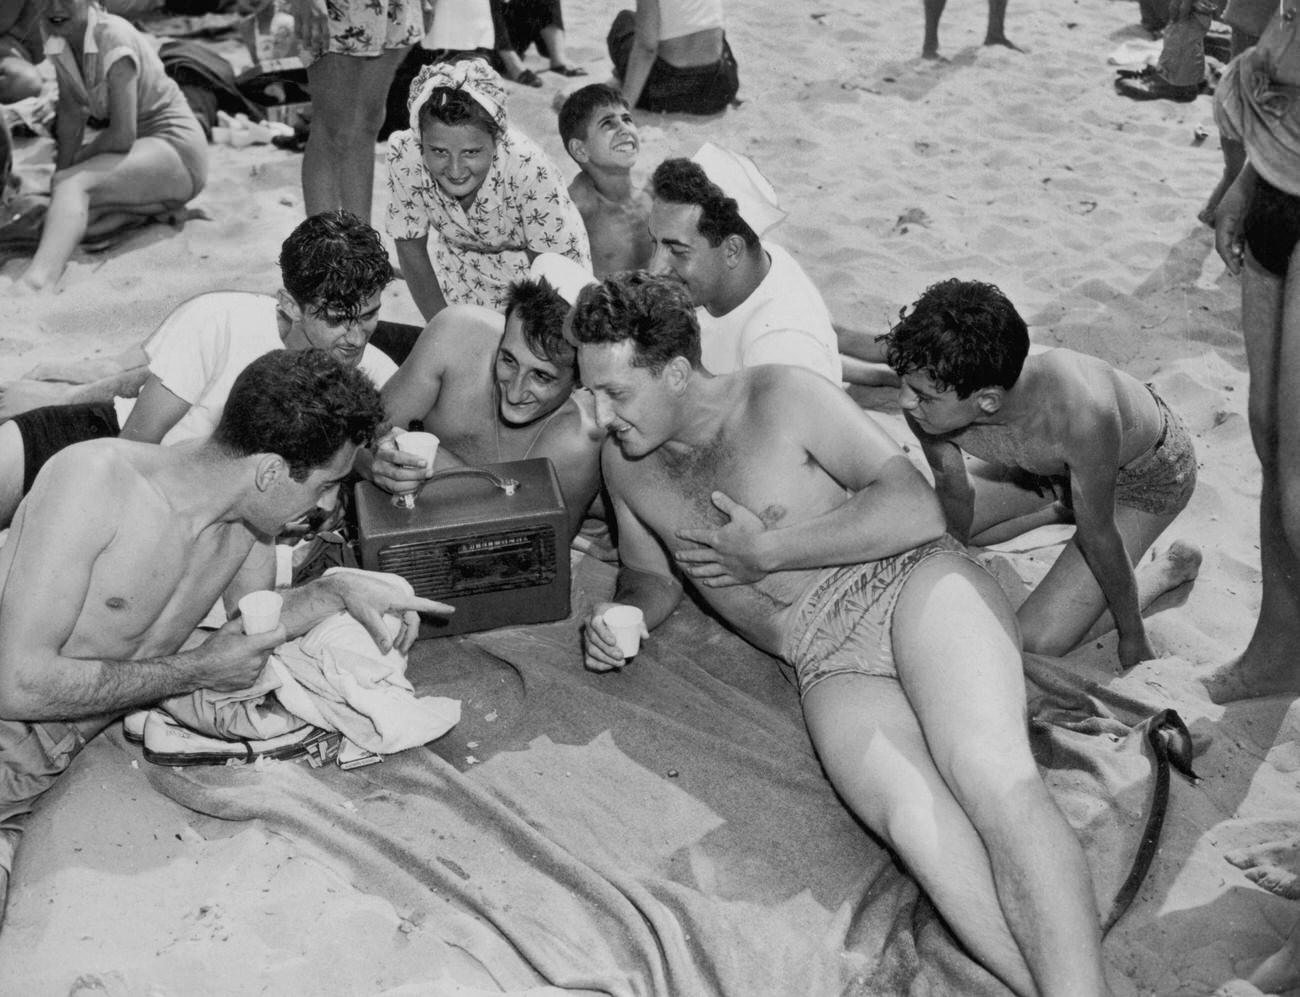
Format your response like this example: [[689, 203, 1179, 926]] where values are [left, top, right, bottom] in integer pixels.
[[886, 278, 1202, 670], [557, 83, 652, 276]]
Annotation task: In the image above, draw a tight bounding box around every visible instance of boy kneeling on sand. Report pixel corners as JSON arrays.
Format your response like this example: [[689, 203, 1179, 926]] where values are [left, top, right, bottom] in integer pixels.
[[886, 278, 1201, 671]]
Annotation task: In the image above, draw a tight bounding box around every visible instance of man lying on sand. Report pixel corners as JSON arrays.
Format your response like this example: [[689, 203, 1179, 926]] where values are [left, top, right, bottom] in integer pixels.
[[886, 278, 1201, 670], [0, 349, 450, 927], [572, 271, 1113, 997], [647, 146, 843, 383], [1213, 836, 1300, 996], [0, 210, 397, 531], [363, 257, 603, 542]]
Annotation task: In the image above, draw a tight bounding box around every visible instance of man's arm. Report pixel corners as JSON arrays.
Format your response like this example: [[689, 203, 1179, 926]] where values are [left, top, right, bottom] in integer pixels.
[[619, 0, 660, 110], [582, 463, 683, 671], [675, 372, 945, 583], [0, 455, 274, 720], [117, 374, 192, 443], [538, 397, 603, 541], [908, 411, 979, 542], [1066, 413, 1150, 668], [395, 237, 448, 322]]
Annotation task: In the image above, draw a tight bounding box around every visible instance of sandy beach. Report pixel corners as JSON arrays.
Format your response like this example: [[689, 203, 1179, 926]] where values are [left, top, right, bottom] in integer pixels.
[[0, 0, 1293, 993]]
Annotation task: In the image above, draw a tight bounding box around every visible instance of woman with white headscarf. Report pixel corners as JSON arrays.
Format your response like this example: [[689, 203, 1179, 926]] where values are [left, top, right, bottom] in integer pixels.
[[385, 57, 590, 320]]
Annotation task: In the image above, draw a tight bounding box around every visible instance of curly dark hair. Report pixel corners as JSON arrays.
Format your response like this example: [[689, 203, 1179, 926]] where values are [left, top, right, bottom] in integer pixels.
[[212, 349, 385, 481], [557, 83, 628, 157], [883, 279, 1029, 399], [504, 277, 577, 376], [418, 86, 501, 141], [568, 271, 701, 374], [650, 158, 758, 249], [279, 211, 393, 325]]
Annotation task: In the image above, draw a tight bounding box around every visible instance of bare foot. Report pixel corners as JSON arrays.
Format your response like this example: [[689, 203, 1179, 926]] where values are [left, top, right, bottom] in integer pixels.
[[1213, 982, 1277, 997], [1200, 645, 1300, 703], [1148, 539, 1203, 592], [1199, 202, 1218, 227], [984, 33, 1024, 52], [1227, 837, 1300, 899], [0, 378, 74, 420], [921, 48, 947, 61]]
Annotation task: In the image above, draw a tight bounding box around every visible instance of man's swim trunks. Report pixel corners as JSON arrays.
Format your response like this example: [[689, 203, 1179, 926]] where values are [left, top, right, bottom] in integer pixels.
[[606, 10, 739, 115], [779, 535, 974, 697], [13, 402, 120, 493], [1112, 389, 1197, 516], [305, 0, 424, 61], [1245, 172, 1300, 277]]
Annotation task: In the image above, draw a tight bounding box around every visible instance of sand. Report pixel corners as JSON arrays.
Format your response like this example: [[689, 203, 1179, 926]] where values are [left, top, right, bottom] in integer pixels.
[[0, 0, 1293, 993]]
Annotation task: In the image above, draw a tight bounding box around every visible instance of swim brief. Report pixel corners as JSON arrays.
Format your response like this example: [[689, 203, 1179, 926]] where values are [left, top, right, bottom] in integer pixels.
[[13, 401, 120, 494], [1112, 388, 1197, 516], [779, 534, 974, 697], [1245, 172, 1300, 278]]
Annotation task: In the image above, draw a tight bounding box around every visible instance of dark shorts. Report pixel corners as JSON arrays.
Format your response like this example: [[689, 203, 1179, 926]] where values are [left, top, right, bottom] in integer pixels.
[[491, 0, 563, 54], [1245, 173, 1300, 278], [607, 10, 739, 115], [12, 401, 120, 493]]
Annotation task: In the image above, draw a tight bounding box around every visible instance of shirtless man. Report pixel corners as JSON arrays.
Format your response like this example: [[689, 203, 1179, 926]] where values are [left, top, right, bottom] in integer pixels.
[[923, 0, 1017, 59], [558, 83, 653, 276], [885, 279, 1201, 670], [365, 268, 602, 541], [571, 271, 1112, 997], [0, 349, 449, 925], [648, 149, 842, 383]]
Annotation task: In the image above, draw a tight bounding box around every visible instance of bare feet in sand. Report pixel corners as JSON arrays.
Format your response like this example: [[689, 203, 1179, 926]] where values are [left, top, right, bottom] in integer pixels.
[[984, 32, 1023, 52], [1227, 837, 1300, 900], [1200, 639, 1300, 703], [1212, 917, 1300, 996], [1147, 539, 1203, 596], [1213, 981, 1279, 996]]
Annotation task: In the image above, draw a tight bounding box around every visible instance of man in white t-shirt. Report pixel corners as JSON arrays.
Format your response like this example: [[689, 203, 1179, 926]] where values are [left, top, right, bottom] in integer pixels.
[[0, 211, 398, 529], [646, 144, 842, 383]]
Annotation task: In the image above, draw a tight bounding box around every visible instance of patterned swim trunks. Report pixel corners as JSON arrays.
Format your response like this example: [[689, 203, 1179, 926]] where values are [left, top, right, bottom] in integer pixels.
[[1112, 389, 1197, 516], [306, 0, 424, 61], [779, 535, 976, 698]]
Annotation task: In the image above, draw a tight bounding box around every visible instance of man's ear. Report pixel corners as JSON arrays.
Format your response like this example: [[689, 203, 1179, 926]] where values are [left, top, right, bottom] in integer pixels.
[[254, 454, 286, 492], [975, 387, 1004, 415], [722, 233, 747, 268], [665, 355, 692, 393]]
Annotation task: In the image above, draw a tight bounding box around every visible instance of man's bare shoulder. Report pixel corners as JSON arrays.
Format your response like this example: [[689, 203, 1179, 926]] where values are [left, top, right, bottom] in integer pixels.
[[417, 305, 503, 369]]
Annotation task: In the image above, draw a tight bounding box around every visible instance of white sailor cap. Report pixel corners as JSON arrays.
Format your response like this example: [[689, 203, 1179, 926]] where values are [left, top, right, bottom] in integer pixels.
[[690, 141, 787, 238], [529, 253, 597, 306]]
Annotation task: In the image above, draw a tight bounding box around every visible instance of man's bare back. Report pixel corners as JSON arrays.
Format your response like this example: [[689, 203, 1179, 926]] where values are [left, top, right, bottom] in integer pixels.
[[568, 173, 653, 277]]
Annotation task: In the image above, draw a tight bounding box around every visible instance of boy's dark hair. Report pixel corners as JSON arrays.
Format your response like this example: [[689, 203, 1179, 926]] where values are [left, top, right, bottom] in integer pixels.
[[213, 349, 385, 481], [568, 271, 701, 374], [884, 279, 1029, 399], [504, 277, 577, 377], [650, 158, 758, 249], [418, 87, 502, 142], [279, 210, 394, 325], [557, 83, 629, 158]]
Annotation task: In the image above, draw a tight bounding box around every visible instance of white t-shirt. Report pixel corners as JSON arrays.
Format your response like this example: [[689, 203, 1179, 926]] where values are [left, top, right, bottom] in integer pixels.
[[113, 291, 398, 445], [695, 244, 842, 383]]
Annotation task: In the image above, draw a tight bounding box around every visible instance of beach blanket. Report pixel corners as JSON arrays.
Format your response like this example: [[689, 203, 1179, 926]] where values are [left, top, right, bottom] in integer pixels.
[[106, 549, 1194, 997]]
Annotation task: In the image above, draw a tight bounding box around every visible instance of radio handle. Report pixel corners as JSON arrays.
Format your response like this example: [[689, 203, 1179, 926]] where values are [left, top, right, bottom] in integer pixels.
[[427, 466, 519, 496]]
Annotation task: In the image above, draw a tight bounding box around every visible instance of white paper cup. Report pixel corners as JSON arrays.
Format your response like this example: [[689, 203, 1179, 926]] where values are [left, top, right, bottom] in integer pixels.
[[395, 431, 439, 477], [603, 604, 644, 658], [239, 590, 283, 635]]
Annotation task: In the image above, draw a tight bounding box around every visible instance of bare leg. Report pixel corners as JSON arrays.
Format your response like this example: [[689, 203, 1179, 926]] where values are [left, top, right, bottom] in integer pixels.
[[1016, 504, 1190, 657], [922, 0, 947, 58], [1212, 917, 1300, 995], [0, 826, 17, 931], [804, 556, 1109, 997], [985, 0, 1019, 49], [19, 137, 193, 290], [540, 25, 571, 68], [302, 48, 408, 221], [1203, 250, 1300, 701]]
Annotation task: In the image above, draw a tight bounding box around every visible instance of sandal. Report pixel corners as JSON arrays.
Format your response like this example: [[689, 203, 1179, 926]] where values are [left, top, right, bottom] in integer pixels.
[[508, 68, 543, 88], [547, 64, 587, 77]]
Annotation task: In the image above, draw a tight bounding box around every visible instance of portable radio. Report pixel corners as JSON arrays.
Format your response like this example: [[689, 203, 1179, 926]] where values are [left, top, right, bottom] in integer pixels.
[[353, 459, 570, 637]]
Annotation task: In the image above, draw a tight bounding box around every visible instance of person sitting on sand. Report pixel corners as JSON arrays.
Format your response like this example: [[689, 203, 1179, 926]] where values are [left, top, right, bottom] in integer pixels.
[[605, 0, 739, 114], [1211, 836, 1300, 997], [364, 255, 602, 541], [7, 0, 208, 292], [647, 146, 842, 383], [1196, 3, 1300, 703], [386, 57, 590, 321], [885, 278, 1201, 670], [0, 348, 450, 927], [558, 82, 652, 276], [0, 0, 43, 104], [0, 210, 398, 532], [923, 0, 1017, 60], [572, 270, 1114, 997]]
